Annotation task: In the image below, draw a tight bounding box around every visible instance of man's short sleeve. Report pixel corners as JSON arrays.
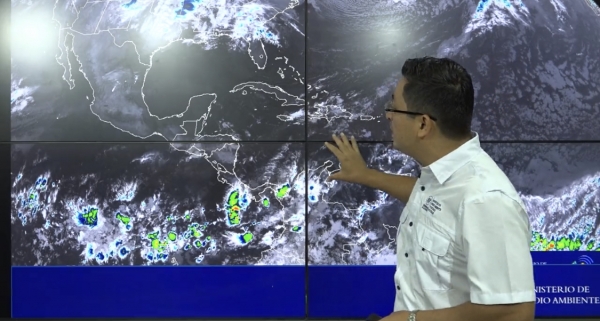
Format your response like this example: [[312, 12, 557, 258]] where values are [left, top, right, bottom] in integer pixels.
[[460, 190, 536, 305]]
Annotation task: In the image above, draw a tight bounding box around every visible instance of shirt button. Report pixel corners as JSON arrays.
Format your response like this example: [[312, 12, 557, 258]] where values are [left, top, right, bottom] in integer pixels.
[[397, 285, 401, 290], [405, 253, 409, 258], [422, 248, 425, 251], [409, 222, 413, 227], [421, 186, 425, 191]]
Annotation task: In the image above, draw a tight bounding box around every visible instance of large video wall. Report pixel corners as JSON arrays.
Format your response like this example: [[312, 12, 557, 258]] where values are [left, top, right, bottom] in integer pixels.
[[8, 0, 600, 318]]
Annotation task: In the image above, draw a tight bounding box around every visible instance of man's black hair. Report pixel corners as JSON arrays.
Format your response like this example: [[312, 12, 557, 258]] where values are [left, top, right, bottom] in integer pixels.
[[401, 56, 474, 139]]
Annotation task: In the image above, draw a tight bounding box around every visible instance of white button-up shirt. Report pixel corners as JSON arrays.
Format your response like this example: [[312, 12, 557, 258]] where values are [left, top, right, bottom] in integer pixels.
[[394, 132, 536, 312]]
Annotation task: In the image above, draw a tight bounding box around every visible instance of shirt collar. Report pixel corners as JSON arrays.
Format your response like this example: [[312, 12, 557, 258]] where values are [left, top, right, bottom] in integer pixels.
[[421, 132, 482, 185]]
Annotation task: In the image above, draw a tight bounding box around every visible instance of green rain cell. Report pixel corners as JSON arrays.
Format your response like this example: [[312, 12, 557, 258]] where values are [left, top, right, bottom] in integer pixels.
[[193, 239, 202, 248], [262, 197, 270, 207], [570, 239, 583, 251], [188, 223, 203, 238], [168, 231, 177, 241], [155, 240, 168, 252], [147, 231, 166, 252], [115, 212, 130, 225], [206, 236, 211, 241], [28, 191, 38, 206], [555, 238, 567, 250], [241, 232, 253, 244], [78, 207, 98, 227], [291, 226, 302, 232], [226, 190, 241, 225], [276, 184, 290, 199], [530, 231, 590, 251], [228, 190, 239, 207]]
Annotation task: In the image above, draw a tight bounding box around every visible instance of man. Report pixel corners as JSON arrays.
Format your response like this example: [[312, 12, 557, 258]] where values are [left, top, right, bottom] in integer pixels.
[[324, 57, 535, 321]]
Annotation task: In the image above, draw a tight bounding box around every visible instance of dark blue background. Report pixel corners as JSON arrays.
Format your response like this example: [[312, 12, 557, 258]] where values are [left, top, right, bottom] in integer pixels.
[[308, 262, 600, 318], [12, 266, 306, 318], [11, 252, 600, 318]]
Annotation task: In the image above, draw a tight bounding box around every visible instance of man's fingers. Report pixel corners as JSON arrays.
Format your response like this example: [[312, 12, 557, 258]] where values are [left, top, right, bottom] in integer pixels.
[[340, 133, 351, 147], [326, 171, 342, 182], [331, 134, 348, 153], [350, 135, 360, 153], [334, 133, 355, 153], [324, 142, 344, 159]]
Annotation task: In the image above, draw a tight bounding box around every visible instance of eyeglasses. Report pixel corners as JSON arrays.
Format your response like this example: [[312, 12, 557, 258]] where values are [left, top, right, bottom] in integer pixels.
[[384, 106, 438, 121], [384, 97, 438, 121], [384, 108, 437, 121]]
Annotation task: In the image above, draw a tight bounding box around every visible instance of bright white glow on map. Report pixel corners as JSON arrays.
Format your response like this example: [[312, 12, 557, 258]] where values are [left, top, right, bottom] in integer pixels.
[[11, 11, 55, 58]]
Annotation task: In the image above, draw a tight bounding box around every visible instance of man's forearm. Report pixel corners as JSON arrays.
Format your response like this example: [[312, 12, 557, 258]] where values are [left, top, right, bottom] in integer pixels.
[[385, 301, 535, 321], [357, 169, 417, 204]]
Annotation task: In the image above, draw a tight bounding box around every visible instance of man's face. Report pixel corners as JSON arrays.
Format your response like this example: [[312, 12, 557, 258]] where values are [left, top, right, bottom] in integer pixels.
[[386, 78, 418, 153]]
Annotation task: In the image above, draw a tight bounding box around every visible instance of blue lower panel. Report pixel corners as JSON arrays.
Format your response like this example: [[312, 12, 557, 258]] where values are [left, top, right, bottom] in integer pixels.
[[308, 265, 600, 318], [12, 266, 305, 318], [308, 266, 397, 318]]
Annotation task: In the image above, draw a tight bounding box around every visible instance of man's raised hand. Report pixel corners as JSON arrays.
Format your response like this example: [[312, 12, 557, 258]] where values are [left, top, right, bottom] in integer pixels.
[[324, 133, 369, 183]]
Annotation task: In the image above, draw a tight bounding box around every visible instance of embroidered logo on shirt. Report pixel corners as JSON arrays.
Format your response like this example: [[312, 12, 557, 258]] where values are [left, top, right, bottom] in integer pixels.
[[422, 196, 442, 215]]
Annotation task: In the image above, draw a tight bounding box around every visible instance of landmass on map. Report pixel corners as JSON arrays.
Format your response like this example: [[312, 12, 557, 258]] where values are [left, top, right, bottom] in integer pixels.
[[11, 143, 305, 266], [307, 143, 419, 265], [306, 0, 600, 141], [10, 0, 306, 142], [307, 143, 600, 265]]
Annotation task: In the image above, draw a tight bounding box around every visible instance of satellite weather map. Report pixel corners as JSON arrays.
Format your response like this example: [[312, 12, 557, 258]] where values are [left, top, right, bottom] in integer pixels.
[[308, 143, 600, 265], [10, 0, 306, 142], [485, 143, 600, 254], [9, 0, 600, 268], [307, 0, 600, 141], [11, 142, 306, 265], [305, 0, 600, 264], [9, 0, 307, 266], [307, 142, 419, 265]]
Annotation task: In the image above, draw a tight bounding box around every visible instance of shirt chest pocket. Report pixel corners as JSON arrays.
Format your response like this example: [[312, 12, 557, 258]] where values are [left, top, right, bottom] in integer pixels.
[[415, 224, 452, 291]]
